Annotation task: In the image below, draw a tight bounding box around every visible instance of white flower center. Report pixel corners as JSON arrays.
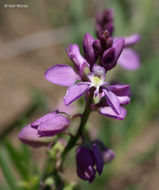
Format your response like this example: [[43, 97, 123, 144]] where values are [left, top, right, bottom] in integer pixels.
[[90, 76, 104, 88]]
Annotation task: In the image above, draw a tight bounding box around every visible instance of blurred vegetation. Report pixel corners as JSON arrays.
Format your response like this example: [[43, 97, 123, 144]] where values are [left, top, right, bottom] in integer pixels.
[[0, 0, 159, 190]]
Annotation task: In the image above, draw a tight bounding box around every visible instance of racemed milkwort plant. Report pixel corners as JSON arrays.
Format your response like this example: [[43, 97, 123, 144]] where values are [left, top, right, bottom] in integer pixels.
[[18, 8, 140, 189]]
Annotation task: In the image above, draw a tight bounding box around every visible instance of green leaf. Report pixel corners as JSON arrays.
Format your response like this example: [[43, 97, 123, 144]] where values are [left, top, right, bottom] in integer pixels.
[[4, 139, 30, 181], [0, 147, 19, 190]]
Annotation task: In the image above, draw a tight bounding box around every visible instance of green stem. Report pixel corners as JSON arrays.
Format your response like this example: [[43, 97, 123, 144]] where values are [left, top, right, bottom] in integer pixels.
[[61, 89, 94, 159], [41, 89, 94, 189]]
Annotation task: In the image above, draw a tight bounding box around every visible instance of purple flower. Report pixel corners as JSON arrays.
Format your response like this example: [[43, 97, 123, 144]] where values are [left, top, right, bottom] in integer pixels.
[[98, 84, 130, 120], [18, 112, 70, 147], [45, 63, 130, 120], [75, 144, 104, 182]]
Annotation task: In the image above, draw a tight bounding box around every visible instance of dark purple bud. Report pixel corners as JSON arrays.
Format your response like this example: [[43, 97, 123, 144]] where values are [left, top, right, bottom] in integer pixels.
[[95, 9, 114, 35], [82, 33, 97, 65], [102, 48, 115, 65], [75, 146, 96, 183], [101, 38, 124, 71], [102, 149, 115, 163], [75, 143, 105, 182], [105, 37, 113, 49], [104, 22, 114, 35], [97, 30, 113, 50], [92, 39, 102, 56], [92, 139, 107, 151], [98, 30, 110, 46], [103, 9, 114, 22], [92, 144, 104, 174]]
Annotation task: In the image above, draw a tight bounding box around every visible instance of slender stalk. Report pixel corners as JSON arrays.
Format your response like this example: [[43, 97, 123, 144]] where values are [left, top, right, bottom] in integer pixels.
[[61, 88, 95, 159]]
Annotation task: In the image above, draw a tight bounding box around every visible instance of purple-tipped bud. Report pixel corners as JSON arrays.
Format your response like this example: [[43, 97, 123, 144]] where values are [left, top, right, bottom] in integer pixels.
[[82, 33, 97, 65], [92, 40, 102, 56], [18, 125, 53, 148], [102, 149, 115, 163]]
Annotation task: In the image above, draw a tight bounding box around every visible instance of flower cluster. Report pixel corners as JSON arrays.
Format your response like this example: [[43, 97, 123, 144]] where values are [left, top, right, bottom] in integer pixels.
[[95, 9, 141, 70], [45, 31, 130, 120], [18, 8, 140, 184]]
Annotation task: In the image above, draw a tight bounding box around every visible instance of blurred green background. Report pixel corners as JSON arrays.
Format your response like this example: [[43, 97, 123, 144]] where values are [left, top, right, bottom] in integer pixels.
[[0, 0, 159, 190]]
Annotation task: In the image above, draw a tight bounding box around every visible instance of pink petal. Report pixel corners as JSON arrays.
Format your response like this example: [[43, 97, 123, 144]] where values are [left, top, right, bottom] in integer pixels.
[[118, 96, 130, 104], [45, 64, 80, 86], [107, 84, 130, 96], [64, 83, 89, 106], [99, 106, 127, 120], [118, 48, 140, 70], [104, 90, 121, 115], [66, 44, 88, 69], [124, 34, 141, 46], [31, 112, 56, 128]]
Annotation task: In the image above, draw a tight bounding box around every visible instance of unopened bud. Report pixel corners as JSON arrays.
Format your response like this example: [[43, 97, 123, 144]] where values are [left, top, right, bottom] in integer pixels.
[[93, 39, 102, 56]]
